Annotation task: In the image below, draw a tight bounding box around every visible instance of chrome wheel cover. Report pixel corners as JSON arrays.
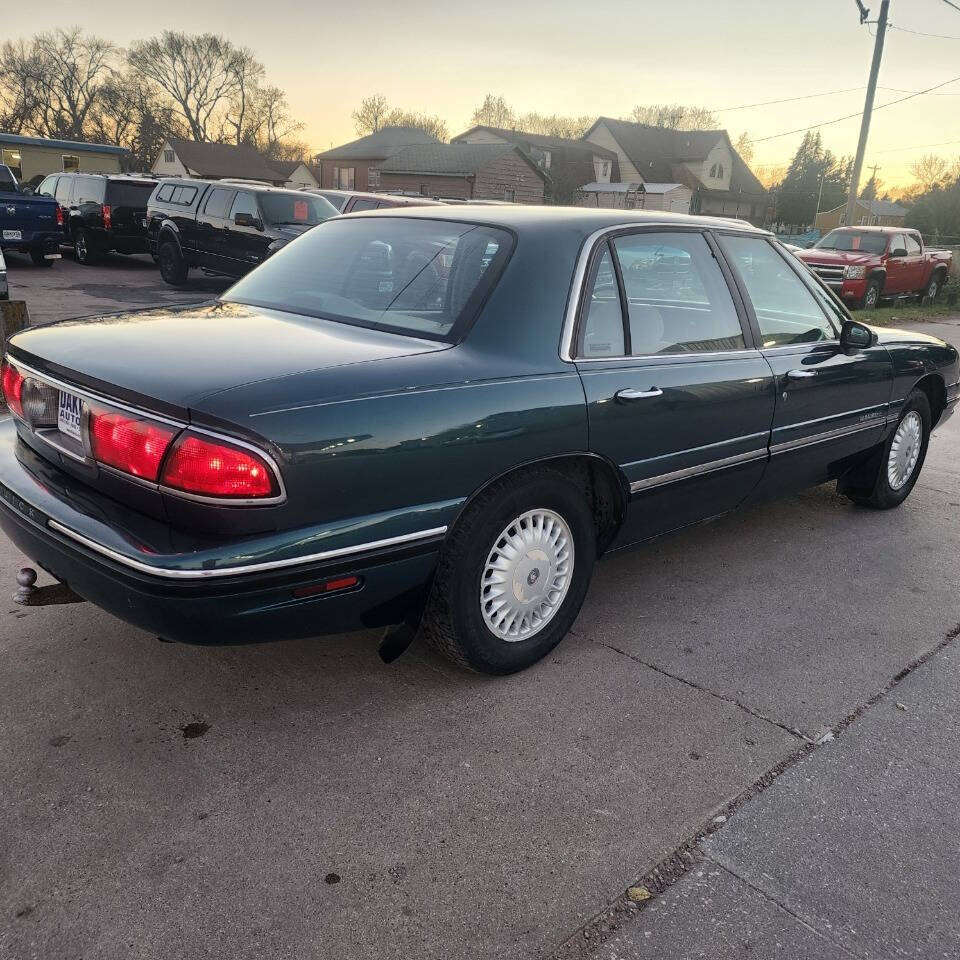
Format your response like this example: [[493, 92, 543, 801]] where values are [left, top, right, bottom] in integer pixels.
[[480, 509, 574, 642], [76, 234, 87, 260], [887, 411, 922, 490], [865, 285, 878, 307]]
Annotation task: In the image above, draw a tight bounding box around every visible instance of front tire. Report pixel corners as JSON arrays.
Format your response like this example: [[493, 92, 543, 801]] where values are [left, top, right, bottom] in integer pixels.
[[860, 278, 881, 310], [421, 468, 596, 674], [841, 389, 931, 509]]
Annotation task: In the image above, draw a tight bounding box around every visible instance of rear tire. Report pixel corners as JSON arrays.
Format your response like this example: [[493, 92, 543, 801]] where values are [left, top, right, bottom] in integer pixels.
[[158, 240, 188, 286], [29, 249, 53, 267], [421, 468, 596, 674], [859, 278, 881, 310], [841, 389, 931, 509], [922, 272, 943, 304], [74, 228, 99, 265]]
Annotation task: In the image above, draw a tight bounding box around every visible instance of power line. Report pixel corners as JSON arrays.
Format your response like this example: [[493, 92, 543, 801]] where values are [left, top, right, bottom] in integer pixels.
[[941, 0, 960, 14], [888, 23, 960, 39], [747, 73, 960, 143], [879, 85, 960, 96], [712, 87, 865, 112], [873, 137, 960, 154]]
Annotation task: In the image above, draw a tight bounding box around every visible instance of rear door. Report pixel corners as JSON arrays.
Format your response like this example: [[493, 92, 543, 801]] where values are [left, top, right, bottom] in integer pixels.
[[718, 234, 893, 494], [902, 233, 925, 292], [195, 186, 236, 272], [574, 228, 776, 546], [883, 233, 911, 295]]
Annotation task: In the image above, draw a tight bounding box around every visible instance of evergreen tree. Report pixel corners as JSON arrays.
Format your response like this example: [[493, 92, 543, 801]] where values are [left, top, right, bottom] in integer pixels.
[[775, 132, 851, 229]]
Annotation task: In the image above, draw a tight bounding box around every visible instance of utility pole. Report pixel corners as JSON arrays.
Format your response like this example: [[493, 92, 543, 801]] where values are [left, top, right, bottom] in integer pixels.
[[844, 0, 889, 227]]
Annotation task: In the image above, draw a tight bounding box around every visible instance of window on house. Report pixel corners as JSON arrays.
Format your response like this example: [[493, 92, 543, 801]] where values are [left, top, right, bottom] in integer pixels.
[[600, 161, 610, 178], [859, 216, 868, 225], [503, 188, 516, 202], [368, 167, 380, 188], [709, 162, 724, 179], [332, 166, 355, 190], [543, 151, 551, 169], [163, 148, 174, 163], [1, 148, 22, 181], [62, 155, 79, 172]]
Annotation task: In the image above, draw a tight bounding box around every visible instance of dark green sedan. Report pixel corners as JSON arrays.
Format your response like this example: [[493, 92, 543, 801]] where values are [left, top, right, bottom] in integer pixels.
[[1, 208, 958, 673]]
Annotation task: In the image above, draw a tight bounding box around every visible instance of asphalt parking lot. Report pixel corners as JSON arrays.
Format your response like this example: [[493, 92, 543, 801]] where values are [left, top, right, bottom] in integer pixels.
[[2, 263, 960, 959]]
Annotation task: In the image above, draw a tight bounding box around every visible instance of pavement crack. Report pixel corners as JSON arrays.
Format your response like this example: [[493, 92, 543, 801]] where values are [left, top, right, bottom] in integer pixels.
[[593, 638, 811, 742], [703, 856, 867, 960]]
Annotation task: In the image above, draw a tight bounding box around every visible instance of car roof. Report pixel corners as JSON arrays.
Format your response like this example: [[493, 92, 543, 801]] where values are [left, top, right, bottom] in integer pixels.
[[826, 225, 917, 233], [340, 203, 771, 237]]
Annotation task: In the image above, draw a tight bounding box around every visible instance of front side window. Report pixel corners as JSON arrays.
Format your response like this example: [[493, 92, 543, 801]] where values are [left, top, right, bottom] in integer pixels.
[[348, 197, 378, 212], [229, 191, 259, 221], [720, 235, 837, 347], [38, 175, 58, 198], [224, 217, 513, 342]]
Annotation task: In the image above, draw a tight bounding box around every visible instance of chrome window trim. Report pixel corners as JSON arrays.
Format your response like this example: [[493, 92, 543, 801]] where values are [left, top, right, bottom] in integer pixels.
[[46, 519, 448, 580], [558, 222, 766, 363], [574, 347, 762, 365], [6, 357, 288, 506], [629, 448, 767, 494]]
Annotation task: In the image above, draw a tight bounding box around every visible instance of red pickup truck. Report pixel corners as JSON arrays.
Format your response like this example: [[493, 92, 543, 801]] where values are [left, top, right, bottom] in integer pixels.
[[796, 226, 952, 309]]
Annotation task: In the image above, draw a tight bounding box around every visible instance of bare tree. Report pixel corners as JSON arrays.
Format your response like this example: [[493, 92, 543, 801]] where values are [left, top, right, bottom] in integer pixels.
[[127, 32, 251, 142], [383, 108, 447, 141], [910, 154, 951, 189], [628, 103, 719, 130], [351, 94, 390, 135], [470, 94, 515, 129], [0, 40, 41, 133], [241, 85, 303, 159], [223, 51, 266, 146], [734, 132, 755, 166]]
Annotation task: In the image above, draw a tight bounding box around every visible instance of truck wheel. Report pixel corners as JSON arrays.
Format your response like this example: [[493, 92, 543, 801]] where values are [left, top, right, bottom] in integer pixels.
[[74, 228, 99, 265], [860, 279, 881, 310], [840, 389, 931, 510], [922, 273, 943, 304], [158, 241, 188, 286], [29, 249, 53, 268], [421, 467, 596, 674]]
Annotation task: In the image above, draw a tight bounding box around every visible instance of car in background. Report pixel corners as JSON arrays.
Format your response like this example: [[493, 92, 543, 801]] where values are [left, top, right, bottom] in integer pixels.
[[147, 178, 338, 285], [0, 247, 8, 300], [313, 189, 444, 213], [0, 164, 62, 267], [796, 227, 953, 309], [2, 208, 957, 675], [34, 173, 158, 266]]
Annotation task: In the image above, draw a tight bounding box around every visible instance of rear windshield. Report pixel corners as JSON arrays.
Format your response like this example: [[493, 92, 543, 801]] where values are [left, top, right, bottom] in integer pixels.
[[815, 230, 888, 254], [106, 181, 156, 207], [224, 216, 513, 341], [259, 192, 338, 227]]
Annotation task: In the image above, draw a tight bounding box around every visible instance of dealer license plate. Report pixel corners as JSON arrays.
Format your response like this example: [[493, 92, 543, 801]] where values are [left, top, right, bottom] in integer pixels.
[[58, 392, 84, 442], [2, 230, 22, 241]]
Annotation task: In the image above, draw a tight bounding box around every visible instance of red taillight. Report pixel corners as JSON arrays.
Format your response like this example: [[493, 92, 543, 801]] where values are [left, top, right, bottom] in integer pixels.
[[56, 205, 64, 227], [90, 411, 177, 481], [160, 434, 278, 499], [102, 204, 112, 230], [1, 360, 25, 420]]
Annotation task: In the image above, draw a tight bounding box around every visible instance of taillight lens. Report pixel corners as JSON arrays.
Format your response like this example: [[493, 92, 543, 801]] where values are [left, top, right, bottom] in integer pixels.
[[102, 204, 112, 230], [160, 434, 278, 499], [56, 205, 64, 227], [90, 411, 177, 481], [1, 360, 25, 420]]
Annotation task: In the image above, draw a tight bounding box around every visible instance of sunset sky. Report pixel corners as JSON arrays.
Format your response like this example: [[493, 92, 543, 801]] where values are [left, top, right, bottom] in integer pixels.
[[8, 0, 960, 187]]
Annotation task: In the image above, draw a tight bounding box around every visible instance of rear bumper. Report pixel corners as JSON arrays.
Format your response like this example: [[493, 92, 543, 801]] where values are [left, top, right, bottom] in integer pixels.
[[0, 233, 60, 255], [0, 427, 442, 643]]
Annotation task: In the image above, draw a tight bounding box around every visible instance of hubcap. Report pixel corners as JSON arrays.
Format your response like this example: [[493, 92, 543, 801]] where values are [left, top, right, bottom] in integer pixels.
[[76, 235, 86, 259], [866, 287, 878, 307], [887, 411, 922, 491], [480, 509, 574, 642], [929, 280, 939, 298]]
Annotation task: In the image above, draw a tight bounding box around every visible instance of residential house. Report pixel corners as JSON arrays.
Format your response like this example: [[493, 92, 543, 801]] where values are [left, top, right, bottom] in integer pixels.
[[376, 143, 547, 203], [450, 126, 618, 203], [151, 138, 287, 185], [579, 181, 692, 212], [314, 126, 441, 192], [583, 118, 767, 223], [0, 133, 127, 183], [815, 198, 907, 232], [269, 160, 320, 191]]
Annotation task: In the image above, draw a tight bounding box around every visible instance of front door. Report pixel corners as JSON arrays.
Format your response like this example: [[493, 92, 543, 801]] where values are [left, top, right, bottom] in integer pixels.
[[717, 234, 893, 495], [225, 190, 271, 273], [574, 229, 776, 547]]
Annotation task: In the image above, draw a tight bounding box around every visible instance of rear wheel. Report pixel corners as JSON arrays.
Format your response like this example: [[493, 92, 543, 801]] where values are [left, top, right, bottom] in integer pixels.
[[860, 278, 881, 310], [922, 272, 943, 304], [841, 389, 931, 509], [29, 249, 53, 267], [74, 228, 99, 265], [158, 241, 188, 286], [421, 468, 596, 674]]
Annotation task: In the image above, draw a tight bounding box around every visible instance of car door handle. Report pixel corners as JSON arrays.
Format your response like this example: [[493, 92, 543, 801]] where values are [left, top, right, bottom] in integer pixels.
[[786, 369, 818, 379], [615, 387, 663, 402]]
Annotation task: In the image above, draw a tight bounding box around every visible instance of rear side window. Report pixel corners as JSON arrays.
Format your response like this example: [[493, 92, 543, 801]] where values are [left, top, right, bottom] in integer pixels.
[[904, 234, 922, 255], [155, 184, 175, 202], [225, 217, 514, 342], [74, 176, 105, 204], [349, 198, 379, 212], [720, 235, 837, 346], [579, 231, 745, 357], [203, 188, 234, 218], [106, 181, 155, 207], [172, 185, 197, 205]]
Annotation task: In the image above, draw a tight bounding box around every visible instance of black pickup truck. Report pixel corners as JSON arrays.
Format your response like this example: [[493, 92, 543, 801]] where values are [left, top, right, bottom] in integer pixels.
[[146, 178, 338, 285], [0, 164, 62, 266]]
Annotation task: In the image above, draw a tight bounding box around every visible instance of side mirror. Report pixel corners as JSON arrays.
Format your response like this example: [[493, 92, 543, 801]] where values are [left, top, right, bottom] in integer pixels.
[[889, 247, 907, 258], [841, 319, 876, 351], [234, 212, 261, 230]]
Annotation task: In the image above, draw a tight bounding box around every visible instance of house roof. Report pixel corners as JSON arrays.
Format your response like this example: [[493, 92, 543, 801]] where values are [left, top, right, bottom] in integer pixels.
[[0, 132, 128, 156], [452, 125, 618, 159], [584, 118, 765, 196], [377, 143, 548, 180], [268, 160, 309, 176], [164, 138, 286, 183], [315, 126, 441, 161]]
